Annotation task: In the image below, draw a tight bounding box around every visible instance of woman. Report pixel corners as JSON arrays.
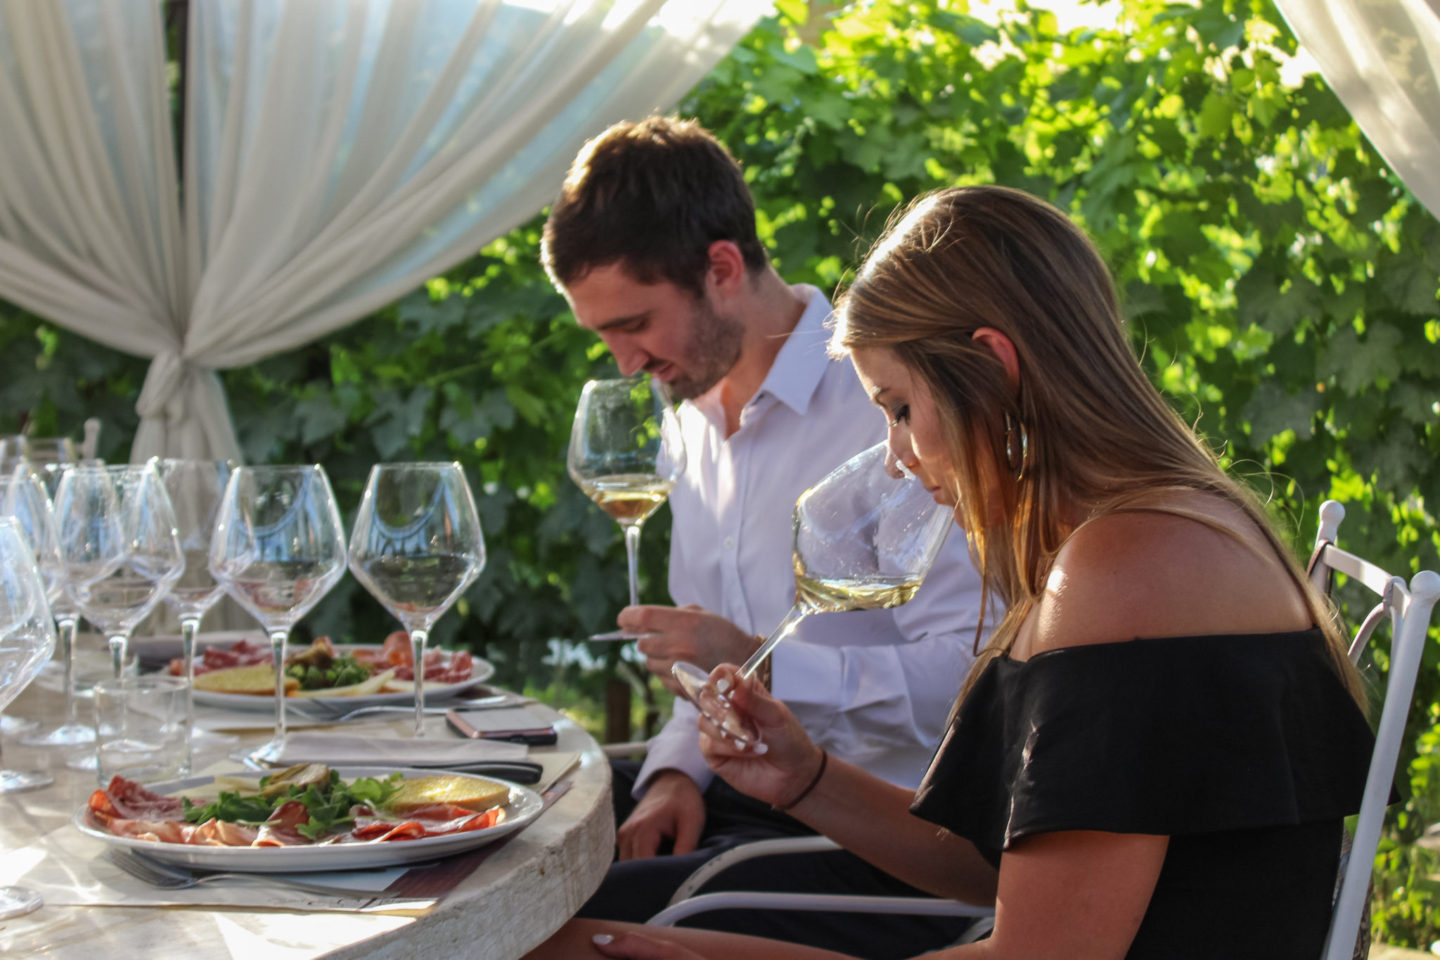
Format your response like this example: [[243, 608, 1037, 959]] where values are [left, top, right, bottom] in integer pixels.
[[529, 186, 1373, 959]]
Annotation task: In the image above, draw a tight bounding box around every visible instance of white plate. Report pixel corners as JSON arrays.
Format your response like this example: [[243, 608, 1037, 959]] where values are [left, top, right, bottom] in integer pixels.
[[190, 648, 494, 714], [75, 765, 542, 872]]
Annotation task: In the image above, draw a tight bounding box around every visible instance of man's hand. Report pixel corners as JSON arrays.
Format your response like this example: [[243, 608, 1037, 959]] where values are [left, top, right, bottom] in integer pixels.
[[615, 771, 707, 861], [618, 605, 760, 692]]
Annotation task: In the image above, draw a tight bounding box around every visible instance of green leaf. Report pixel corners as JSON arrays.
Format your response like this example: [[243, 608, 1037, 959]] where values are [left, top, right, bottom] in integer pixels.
[[1318, 322, 1405, 395], [1196, 92, 1233, 140]]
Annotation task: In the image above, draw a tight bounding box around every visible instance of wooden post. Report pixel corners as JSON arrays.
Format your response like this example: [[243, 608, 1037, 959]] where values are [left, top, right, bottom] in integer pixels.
[[605, 676, 632, 745]]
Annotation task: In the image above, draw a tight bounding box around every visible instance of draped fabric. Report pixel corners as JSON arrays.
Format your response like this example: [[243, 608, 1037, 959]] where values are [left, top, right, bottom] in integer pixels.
[[1274, 0, 1440, 219], [0, 0, 772, 460]]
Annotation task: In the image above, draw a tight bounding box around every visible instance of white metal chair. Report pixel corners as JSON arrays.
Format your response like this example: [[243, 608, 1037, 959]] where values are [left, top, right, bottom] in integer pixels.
[[1309, 500, 1440, 960]]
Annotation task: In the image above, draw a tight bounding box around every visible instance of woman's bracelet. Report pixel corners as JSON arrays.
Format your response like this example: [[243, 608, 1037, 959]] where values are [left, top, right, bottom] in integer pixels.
[[772, 748, 828, 813]]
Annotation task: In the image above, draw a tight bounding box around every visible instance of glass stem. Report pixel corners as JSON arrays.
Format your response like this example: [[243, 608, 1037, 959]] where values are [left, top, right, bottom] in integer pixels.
[[737, 603, 810, 680], [108, 633, 128, 681], [410, 628, 430, 738], [56, 615, 78, 727], [270, 629, 290, 746], [623, 522, 643, 607], [180, 616, 200, 772]]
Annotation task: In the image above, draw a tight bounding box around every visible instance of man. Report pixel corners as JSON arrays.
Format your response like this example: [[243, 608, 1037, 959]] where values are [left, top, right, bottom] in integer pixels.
[[541, 116, 988, 958]]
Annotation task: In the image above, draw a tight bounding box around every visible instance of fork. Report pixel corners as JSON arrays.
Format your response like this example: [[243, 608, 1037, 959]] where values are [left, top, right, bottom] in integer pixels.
[[104, 849, 388, 897], [303, 693, 527, 724]]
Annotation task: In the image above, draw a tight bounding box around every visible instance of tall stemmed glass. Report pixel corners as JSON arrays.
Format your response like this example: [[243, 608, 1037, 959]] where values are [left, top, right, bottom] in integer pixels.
[[568, 376, 685, 640], [56, 463, 184, 682], [157, 459, 233, 763], [3, 438, 76, 737], [0, 466, 91, 747], [209, 465, 347, 765], [672, 443, 954, 747], [348, 463, 485, 736], [0, 518, 57, 807], [0, 518, 57, 928]]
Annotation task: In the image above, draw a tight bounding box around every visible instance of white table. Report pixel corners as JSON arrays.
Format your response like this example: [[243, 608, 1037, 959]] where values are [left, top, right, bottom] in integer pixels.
[[0, 681, 614, 959]]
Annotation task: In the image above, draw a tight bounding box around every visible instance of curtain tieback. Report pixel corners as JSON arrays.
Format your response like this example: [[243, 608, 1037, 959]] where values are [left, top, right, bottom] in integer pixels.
[[137, 350, 199, 423]]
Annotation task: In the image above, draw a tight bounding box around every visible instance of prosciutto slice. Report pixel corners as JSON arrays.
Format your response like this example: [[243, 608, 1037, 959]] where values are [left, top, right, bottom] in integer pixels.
[[348, 802, 504, 842]]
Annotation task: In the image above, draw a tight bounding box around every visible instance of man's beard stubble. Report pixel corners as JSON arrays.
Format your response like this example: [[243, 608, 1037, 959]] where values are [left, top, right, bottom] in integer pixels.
[[661, 296, 745, 401]]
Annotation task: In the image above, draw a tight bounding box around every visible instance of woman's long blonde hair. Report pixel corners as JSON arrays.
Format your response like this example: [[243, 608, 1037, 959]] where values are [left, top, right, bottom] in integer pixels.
[[831, 186, 1360, 702]]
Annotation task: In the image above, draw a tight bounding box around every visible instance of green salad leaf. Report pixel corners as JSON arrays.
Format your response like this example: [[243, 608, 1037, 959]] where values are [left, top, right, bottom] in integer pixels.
[[181, 768, 404, 841]]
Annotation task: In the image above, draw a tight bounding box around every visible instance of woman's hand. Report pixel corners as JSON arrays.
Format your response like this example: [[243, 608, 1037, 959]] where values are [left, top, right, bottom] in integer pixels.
[[590, 931, 708, 960], [696, 664, 825, 809]]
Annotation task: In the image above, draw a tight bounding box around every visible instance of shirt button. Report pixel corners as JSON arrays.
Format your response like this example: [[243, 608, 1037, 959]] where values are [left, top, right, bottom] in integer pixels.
[[723, 537, 736, 550]]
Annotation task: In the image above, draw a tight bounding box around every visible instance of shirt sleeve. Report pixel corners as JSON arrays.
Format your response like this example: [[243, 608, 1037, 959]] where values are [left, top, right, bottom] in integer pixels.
[[633, 697, 714, 798], [770, 525, 987, 790]]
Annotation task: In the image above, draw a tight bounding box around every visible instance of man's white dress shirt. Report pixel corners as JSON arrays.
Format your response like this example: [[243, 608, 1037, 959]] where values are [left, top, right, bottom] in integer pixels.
[[636, 285, 987, 796]]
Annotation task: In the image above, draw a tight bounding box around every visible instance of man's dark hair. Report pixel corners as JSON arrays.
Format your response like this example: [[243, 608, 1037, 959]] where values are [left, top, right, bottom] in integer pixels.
[[541, 116, 769, 296]]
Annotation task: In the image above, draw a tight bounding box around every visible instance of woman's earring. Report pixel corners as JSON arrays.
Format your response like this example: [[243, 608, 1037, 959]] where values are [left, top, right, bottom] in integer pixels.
[[1004, 412, 1029, 480]]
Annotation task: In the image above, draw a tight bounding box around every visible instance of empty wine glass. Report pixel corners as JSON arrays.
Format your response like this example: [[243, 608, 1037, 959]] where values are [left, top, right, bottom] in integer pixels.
[[56, 462, 184, 682], [157, 459, 234, 766], [568, 376, 685, 640], [348, 462, 485, 736], [672, 443, 953, 748], [0, 466, 91, 748], [22, 436, 77, 467], [0, 517, 59, 799], [0, 518, 56, 926], [209, 465, 347, 765]]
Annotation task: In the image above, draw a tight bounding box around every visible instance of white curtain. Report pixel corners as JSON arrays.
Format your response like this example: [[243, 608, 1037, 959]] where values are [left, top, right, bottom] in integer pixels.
[[1275, 0, 1440, 220], [0, 0, 773, 460]]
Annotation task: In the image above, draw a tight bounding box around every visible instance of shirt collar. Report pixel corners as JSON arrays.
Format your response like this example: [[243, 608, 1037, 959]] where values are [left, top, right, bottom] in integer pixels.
[[753, 284, 835, 417]]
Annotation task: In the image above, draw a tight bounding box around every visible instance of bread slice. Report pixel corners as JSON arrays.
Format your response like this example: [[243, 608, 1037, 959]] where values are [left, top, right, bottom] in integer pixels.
[[194, 664, 300, 696], [386, 775, 509, 813]]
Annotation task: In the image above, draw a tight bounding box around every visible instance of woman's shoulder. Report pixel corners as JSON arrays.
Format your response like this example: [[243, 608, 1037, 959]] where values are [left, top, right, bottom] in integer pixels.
[[1015, 492, 1312, 660]]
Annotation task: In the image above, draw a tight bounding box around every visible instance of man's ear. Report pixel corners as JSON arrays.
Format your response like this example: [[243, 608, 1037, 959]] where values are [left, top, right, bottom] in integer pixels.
[[972, 327, 1020, 394], [705, 240, 748, 297]]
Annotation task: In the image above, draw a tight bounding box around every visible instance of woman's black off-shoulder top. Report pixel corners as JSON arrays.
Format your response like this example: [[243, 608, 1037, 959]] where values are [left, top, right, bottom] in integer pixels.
[[910, 629, 1375, 959]]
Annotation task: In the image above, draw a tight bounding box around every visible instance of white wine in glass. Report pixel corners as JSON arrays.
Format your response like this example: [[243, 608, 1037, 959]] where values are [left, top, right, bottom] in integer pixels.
[[209, 465, 347, 766], [672, 442, 953, 747], [568, 376, 685, 640], [348, 462, 485, 736]]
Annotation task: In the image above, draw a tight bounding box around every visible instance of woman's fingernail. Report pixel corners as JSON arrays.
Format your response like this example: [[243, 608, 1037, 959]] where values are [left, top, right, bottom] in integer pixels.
[[593, 933, 614, 946], [715, 677, 731, 694], [753, 741, 769, 755]]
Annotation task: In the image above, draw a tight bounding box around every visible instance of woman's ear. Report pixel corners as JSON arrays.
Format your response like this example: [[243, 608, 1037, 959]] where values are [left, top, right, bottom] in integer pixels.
[[972, 327, 1020, 395]]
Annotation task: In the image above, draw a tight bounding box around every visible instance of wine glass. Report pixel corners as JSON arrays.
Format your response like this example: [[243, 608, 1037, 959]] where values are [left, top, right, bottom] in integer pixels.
[[0, 518, 57, 925], [3, 439, 75, 737], [567, 376, 685, 640], [672, 442, 954, 747], [157, 459, 234, 765], [0, 465, 92, 748], [209, 465, 347, 765], [56, 462, 184, 682], [22, 436, 77, 467], [348, 462, 485, 736], [0, 517, 59, 797]]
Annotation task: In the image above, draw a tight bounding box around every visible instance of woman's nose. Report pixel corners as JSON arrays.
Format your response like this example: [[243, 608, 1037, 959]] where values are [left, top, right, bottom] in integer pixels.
[[883, 443, 914, 480]]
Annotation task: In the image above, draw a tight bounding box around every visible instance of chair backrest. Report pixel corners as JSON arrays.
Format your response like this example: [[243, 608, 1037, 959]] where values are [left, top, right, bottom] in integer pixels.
[[1310, 500, 1440, 960]]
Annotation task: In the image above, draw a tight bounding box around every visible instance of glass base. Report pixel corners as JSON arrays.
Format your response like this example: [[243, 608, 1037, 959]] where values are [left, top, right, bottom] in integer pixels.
[[65, 751, 98, 773], [22, 722, 96, 748], [0, 885, 43, 920], [0, 714, 39, 736], [671, 660, 764, 749], [0, 768, 54, 794], [245, 736, 285, 768]]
